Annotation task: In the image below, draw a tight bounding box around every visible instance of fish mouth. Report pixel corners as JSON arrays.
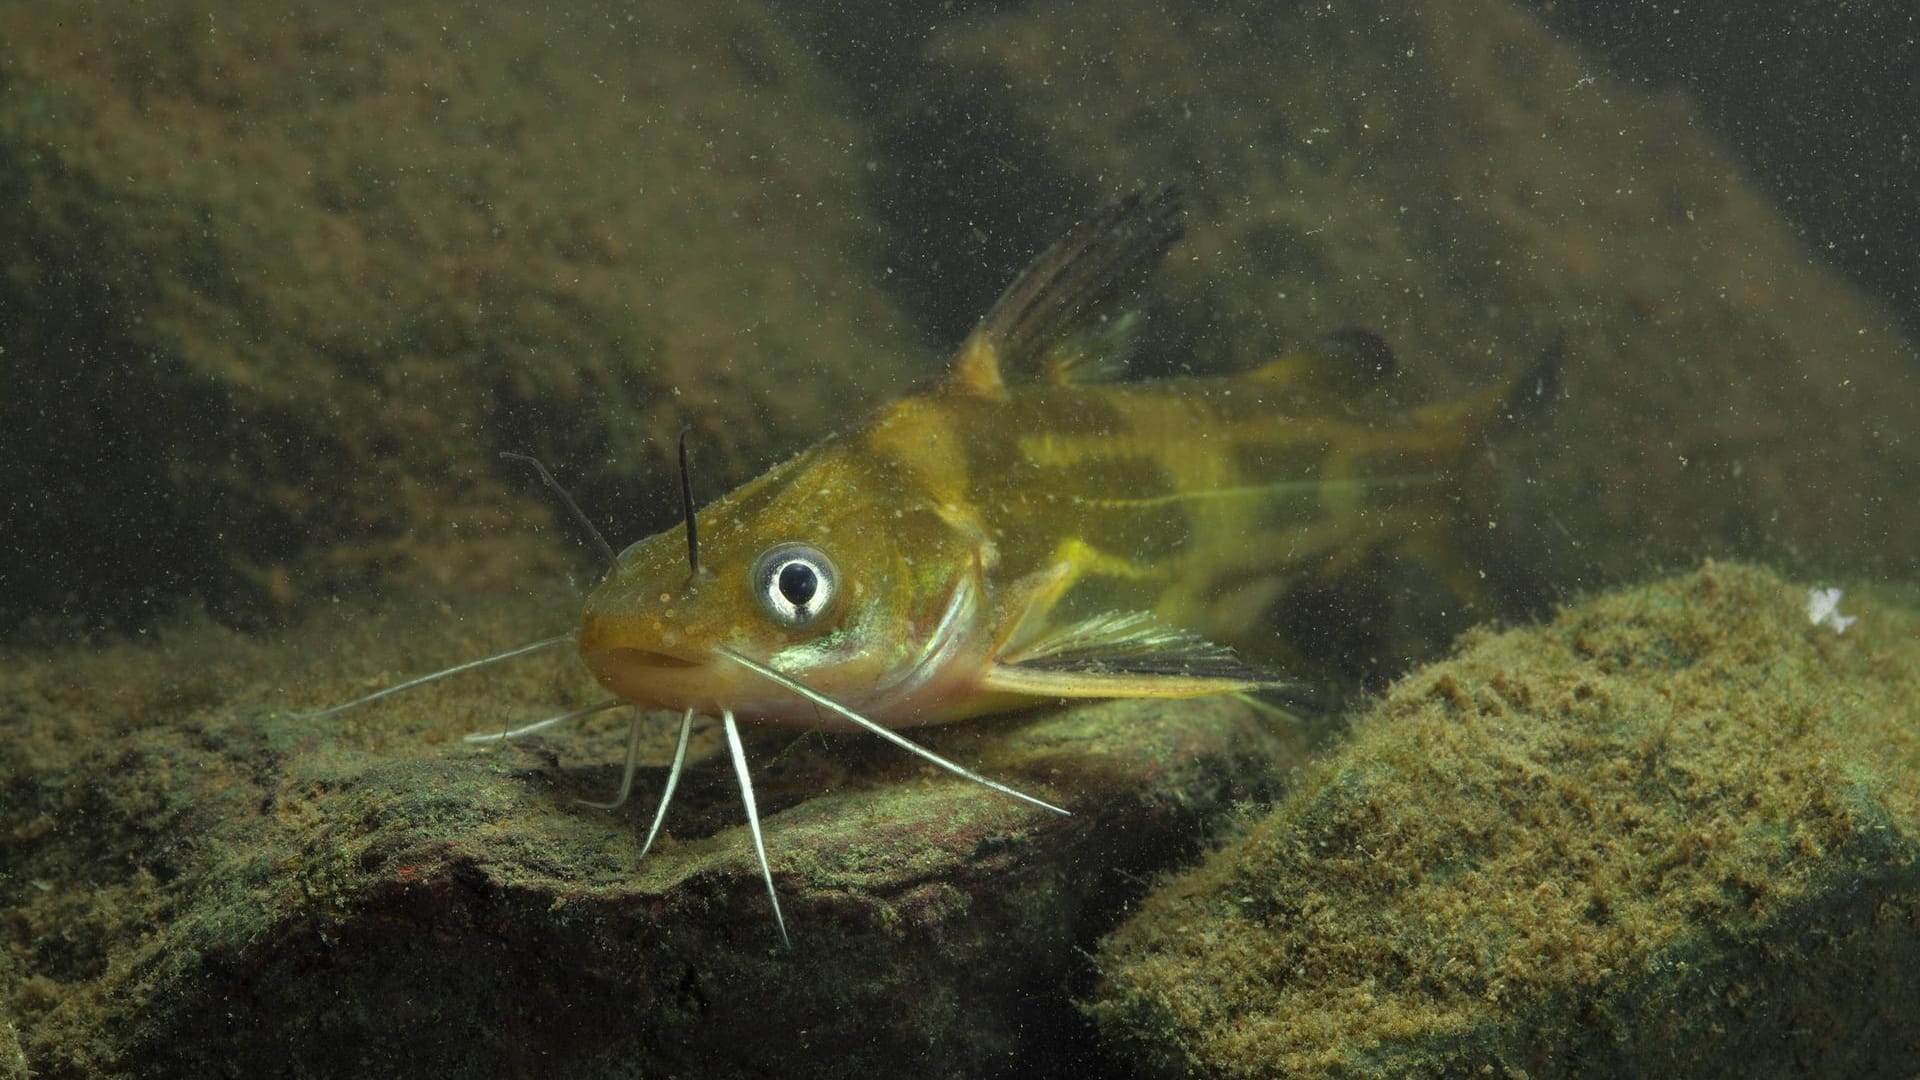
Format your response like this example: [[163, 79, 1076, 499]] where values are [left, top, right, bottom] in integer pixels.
[[579, 645, 722, 713], [593, 647, 704, 671]]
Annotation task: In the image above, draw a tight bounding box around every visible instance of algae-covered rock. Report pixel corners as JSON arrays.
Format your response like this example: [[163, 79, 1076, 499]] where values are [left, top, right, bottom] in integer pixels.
[[0, 589, 1312, 1078], [1091, 562, 1920, 1077], [0, 0, 928, 624], [0, 1015, 24, 1080], [923, 0, 1920, 596]]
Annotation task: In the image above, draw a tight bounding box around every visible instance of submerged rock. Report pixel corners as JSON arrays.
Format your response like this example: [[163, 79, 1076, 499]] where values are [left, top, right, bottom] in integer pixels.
[[0, 1016, 23, 1080], [1091, 563, 1920, 1077], [0, 590, 1312, 1078]]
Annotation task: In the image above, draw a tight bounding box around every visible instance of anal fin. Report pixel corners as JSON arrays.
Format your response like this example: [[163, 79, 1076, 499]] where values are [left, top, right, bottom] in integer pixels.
[[980, 663, 1275, 701]]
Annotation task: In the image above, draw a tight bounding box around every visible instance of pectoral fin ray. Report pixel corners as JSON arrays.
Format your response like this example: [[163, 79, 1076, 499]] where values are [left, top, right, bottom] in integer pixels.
[[984, 610, 1284, 700]]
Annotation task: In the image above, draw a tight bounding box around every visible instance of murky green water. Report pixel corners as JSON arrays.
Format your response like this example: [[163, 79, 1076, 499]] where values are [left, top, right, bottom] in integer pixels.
[[3, 2, 1914, 1077]]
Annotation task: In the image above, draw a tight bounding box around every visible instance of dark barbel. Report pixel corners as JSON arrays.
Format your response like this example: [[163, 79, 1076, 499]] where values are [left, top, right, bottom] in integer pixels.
[[678, 427, 700, 580], [500, 451, 615, 569]]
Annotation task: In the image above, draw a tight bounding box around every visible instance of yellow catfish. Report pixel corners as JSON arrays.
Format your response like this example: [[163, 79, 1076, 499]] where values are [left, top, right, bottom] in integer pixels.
[[304, 189, 1526, 943]]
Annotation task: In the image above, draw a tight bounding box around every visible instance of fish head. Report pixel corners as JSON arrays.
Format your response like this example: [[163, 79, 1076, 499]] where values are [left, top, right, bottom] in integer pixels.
[[577, 441, 988, 724]]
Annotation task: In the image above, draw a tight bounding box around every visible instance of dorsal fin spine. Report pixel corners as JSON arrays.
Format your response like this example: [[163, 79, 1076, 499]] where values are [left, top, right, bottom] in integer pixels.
[[950, 187, 1184, 397]]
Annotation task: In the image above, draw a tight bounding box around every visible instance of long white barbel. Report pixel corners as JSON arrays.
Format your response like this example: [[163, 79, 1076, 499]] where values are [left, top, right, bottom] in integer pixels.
[[461, 697, 626, 744], [723, 708, 789, 947], [714, 646, 1069, 818], [574, 707, 698, 865], [293, 632, 575, 719]]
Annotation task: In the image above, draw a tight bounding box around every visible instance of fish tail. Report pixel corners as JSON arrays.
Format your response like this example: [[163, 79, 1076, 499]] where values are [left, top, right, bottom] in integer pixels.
[[1400, 334, 1563, 469], [1455, 334, 1566, 611], [1357, 334, 1561, 618]]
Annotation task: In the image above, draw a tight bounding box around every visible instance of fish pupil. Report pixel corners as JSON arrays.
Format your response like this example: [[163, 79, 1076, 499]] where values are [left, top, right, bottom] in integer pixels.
[[777, 562, 818, 607]]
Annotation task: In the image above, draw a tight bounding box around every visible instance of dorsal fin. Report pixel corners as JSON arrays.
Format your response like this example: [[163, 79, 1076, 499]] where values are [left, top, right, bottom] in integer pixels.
[[951, 187, 1184, 399]]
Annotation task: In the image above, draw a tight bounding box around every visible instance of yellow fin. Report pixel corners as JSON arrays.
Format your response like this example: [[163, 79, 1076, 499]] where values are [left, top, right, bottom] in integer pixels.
[[949, 188, 1183, 398], [980, 663, 1267, 701]]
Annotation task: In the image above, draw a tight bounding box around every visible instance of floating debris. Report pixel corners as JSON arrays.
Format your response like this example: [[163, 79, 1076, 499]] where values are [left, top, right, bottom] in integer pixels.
[[1807, 586, 1857, 633]]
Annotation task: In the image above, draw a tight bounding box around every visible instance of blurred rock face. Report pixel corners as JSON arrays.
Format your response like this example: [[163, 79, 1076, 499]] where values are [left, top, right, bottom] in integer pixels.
[[918, 0, 1920, 604], [0, 0, 929, 625]]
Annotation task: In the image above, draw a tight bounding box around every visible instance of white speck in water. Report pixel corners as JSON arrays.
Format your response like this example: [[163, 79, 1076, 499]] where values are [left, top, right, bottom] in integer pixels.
[[1806, 587, 1857, 634]]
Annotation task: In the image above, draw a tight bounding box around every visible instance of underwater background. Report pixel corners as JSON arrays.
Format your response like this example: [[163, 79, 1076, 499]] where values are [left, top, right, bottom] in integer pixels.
[[2, 1, 1916, 1076]]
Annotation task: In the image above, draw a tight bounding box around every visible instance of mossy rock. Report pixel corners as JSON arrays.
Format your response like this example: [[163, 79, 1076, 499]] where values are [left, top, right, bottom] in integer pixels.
[[1091, 562, 1920, 1077], [0, 588, 1315, 1078]]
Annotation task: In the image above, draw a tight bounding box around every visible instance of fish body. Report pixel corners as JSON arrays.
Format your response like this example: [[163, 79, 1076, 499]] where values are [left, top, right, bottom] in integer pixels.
[[299, 189, 1528, 944], [578, 190, 1510, 731]]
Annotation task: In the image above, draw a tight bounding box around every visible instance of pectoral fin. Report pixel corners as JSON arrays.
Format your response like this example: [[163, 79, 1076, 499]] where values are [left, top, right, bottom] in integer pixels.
[[982, 610, 1284, 700]]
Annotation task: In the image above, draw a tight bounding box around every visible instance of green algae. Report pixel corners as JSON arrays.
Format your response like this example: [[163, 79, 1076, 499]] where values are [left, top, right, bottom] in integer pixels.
[[1090, 563, 1920, 1077]]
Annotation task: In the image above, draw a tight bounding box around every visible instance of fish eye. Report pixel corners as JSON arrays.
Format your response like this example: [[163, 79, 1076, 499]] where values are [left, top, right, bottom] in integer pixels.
[[750, 542, 838, 628]]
